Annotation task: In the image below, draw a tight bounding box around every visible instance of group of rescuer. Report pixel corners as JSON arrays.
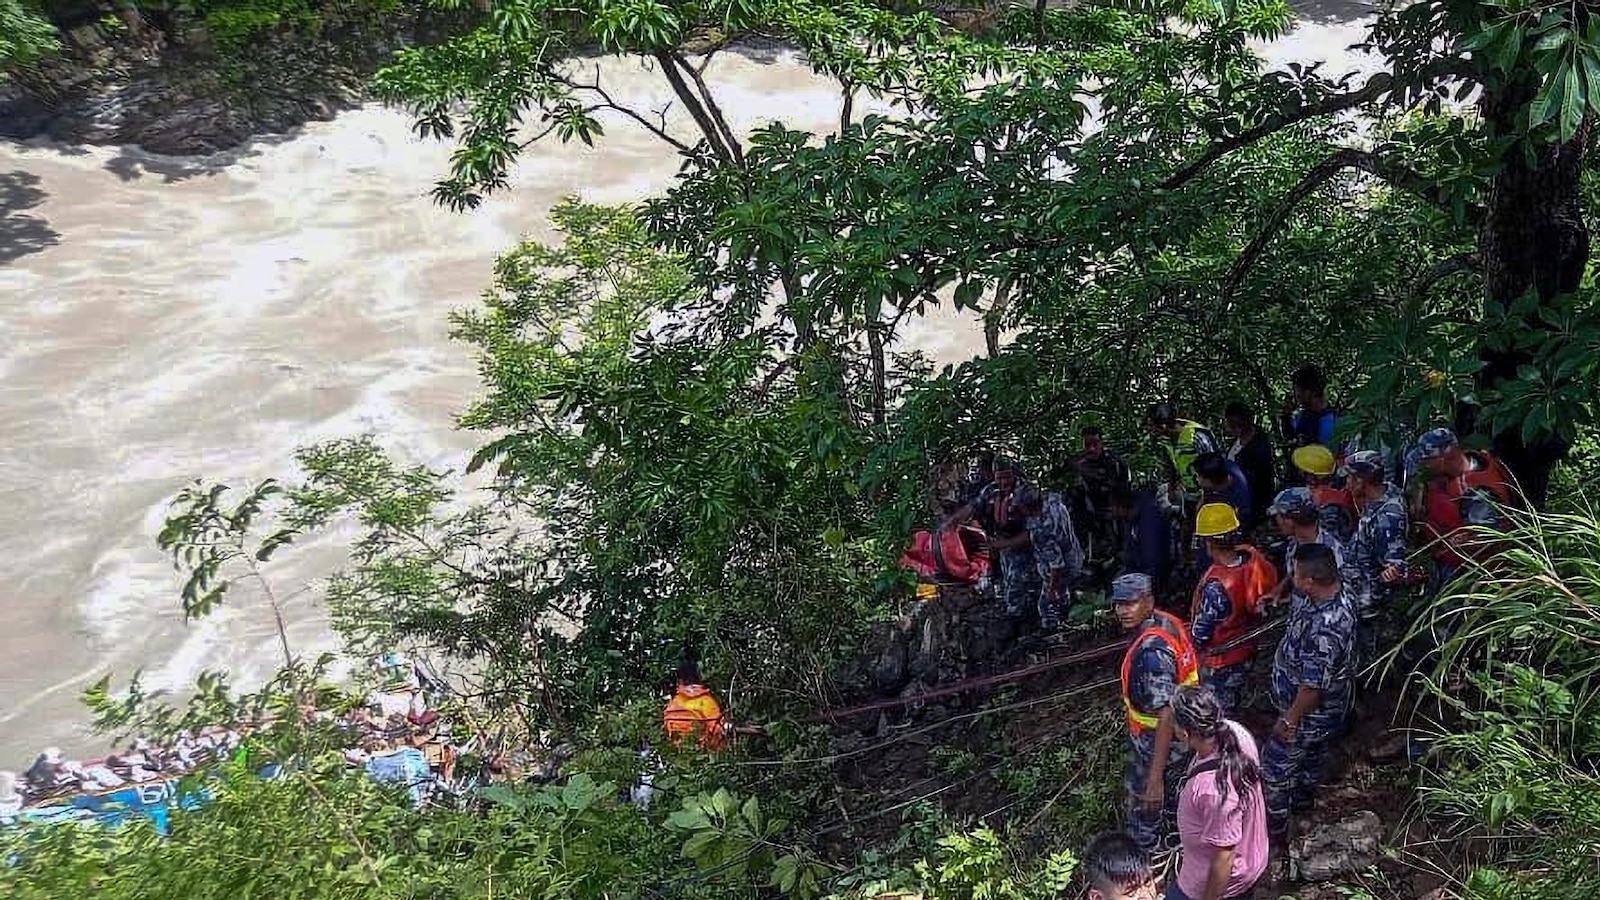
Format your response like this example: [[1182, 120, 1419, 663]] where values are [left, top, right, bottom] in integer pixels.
[[1100, 371, 1517, 894], [659, 362, 1519, 897]]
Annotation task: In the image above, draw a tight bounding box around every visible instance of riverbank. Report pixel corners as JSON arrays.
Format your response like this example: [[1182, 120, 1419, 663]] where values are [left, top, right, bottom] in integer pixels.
[[0, 0, 1380, 768], [0, 4, 468, 154]]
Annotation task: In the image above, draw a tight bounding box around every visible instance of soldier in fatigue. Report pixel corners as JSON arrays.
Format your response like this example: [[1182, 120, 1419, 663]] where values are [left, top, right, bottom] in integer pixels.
[[1112, 573, 1199, 857], [1291, 444, 1357, 544], [1262, 544, 1357, 846], [1263, 487, 1345, 609], [1341, 451, 1418, 669], [1013, 484, 1084, 632], [945, 456, 1036, 611], [1189, 503, 1278, 716]]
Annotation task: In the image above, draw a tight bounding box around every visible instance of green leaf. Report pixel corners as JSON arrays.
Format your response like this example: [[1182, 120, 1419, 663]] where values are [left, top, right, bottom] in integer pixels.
[[1529, 67, 1566, 128], [1534, 27, 1570, 54], [1559, 62, 1585, 141], [953, 279, 983, 310], [1582, 49, 1600, 114], [1497, 23, 1524, 72]]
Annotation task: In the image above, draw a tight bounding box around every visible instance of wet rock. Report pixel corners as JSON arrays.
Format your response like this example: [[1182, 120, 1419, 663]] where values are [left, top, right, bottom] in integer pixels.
[[0, 13, 466, 155], [871, 632, 910, 695], [1296, 810, 1384, 882]]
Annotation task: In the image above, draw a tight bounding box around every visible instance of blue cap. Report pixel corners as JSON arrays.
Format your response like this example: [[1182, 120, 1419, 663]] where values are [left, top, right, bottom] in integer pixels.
[[1110, 573, 1152, 604], [1339, 450, 1386, 480], [1418, 428, 1459, 460], [1268, 487, 1317, 518]]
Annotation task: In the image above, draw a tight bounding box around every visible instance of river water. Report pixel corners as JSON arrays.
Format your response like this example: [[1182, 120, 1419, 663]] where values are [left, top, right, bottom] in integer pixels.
[[0, 10, 1378, 766]]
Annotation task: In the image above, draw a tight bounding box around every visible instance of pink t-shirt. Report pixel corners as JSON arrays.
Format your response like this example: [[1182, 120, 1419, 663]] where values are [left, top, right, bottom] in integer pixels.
[[1175, 720, 1269, 899]]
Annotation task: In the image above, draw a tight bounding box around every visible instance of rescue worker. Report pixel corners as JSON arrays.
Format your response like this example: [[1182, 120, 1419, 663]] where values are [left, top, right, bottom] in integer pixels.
[[961, 451, 996, 507], [1264, 488, 1345, 608], [1073, 425, 1133, 559], [1194, 452, 1254, 531], [1223, 401, 1275, 529], [662, 656, 761, 751], [1291, 444, 1357, 543], [1190, 504, 1278, 715], [1012, 484, 1084, 632], [1411, 428, 1517, 591], [1262, 544, 1357, 845], [1113, 573, 1199, 856], [1110, 484, 1174, 595], [1148, 403, 1219, 501], [1280, 365, 1340, 483], [1082, 831, 1160, 900], [945, 456, 1036, 610], [1341, 451, 1416, 668]]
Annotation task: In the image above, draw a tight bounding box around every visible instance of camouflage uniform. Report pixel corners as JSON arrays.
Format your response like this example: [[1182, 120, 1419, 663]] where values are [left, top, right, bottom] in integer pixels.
[[1190, 578, 1250, 714], [1283, 528, 1346, 616], [1346, 484, 1411, 668], [1262, 588, 1357, 836], [1123, 632, 1190, 853], [1022, 491, 1084, 629], [1315, 500, 1355, 548], [973, 481, 1037, 614]]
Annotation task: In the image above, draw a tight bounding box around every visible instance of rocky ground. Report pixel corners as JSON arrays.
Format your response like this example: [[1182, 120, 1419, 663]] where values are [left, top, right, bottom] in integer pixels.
[[0, 13, 461, 154]]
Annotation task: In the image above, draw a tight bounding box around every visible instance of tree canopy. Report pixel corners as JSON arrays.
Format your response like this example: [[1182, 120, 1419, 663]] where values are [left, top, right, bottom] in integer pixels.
[[9, 1, 1600, 898]]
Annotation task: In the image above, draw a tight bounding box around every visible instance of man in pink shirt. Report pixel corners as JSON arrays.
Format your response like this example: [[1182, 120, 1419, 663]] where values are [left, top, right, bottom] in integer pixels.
[[1168, 684, 1270, 900]]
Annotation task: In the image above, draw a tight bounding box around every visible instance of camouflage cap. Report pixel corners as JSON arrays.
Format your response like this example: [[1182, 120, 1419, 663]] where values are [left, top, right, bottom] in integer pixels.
[[1110, 573, 1153, 604], [1268, 487, 1318, 518], [1339, 450, 1386, 480], [1418, 427, 1460, 459]]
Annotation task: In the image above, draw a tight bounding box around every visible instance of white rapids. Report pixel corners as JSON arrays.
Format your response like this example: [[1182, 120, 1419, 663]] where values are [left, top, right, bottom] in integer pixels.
[[0, 7, 1379, 765]]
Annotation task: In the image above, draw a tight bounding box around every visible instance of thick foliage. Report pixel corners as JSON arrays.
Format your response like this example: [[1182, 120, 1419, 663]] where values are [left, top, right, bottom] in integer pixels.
[[1409, 506, 1600, 898], [0, 0, 57, 73]]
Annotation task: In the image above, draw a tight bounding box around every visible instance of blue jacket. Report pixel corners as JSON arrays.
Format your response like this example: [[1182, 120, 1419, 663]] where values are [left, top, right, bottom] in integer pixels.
[[1122, 490, 1172, 586]]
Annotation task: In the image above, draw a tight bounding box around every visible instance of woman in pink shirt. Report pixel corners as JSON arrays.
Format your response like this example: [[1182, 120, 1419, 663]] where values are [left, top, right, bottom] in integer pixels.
[[1168, 684, 1269, 900]]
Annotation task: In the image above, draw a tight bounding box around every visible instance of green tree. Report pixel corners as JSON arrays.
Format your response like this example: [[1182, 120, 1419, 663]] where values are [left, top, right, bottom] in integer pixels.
[[0, 0, 58, 74]]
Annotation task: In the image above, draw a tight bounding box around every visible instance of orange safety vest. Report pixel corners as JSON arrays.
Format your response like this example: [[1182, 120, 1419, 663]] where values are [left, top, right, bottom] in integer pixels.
[[1190, 545, 1278, 670], [663, 684, 729, 751], [1419, 451, 1515, 565], [1120, 610, 1200, 736]]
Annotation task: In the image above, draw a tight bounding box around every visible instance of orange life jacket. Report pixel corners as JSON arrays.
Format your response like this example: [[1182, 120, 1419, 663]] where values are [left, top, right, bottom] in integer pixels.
[[1463, 453, 1515, 505], [663, 684, 728, 751], [1189, 545, 1278, 670], [1120, 610, 1200, 736], [1419, 451, 1516, 565]]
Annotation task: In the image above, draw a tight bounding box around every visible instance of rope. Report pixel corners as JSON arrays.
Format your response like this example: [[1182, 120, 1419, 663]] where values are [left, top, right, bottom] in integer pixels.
[[807, 609, 1288, 722], [738, 676, 1119, 767], [807, 638, 1129, 722]]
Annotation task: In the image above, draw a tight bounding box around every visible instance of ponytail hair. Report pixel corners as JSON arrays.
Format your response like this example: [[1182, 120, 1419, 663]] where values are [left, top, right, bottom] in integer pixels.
[[1172, 683, 1260, 801]]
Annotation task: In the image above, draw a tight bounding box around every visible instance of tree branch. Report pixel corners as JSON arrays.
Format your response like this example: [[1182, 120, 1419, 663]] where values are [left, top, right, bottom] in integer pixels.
[[1223, 147, 1470, 300], [652, 50, 737, 165], [1405, 252, 1482, 316], [1161, 73, 1393, 191], [668, 50, 745, 167], [554, 68, 693, 154]]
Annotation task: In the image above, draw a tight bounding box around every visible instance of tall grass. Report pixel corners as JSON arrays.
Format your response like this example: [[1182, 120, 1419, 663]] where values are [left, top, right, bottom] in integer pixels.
[[1401, 503, 1600, 898]]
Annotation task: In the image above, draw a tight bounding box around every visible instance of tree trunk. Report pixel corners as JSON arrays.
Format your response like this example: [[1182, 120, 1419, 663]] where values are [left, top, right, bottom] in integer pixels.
[[866, 316, 888, 427], [1474, 90, 1589, 506]]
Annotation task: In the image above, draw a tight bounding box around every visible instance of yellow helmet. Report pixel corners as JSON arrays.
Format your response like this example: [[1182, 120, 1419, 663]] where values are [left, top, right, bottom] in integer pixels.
[[1194, 502, 1241, 538], [1292, 444, 1336, 477]]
